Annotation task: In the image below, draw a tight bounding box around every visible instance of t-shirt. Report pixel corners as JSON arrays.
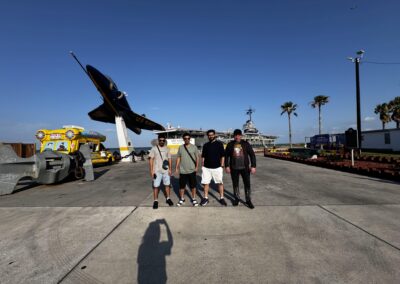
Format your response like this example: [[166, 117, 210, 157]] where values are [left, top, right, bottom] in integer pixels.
[[232, 142, 246, 169], [177, 144, 199, 174], [149, 145, 171, 174], [202, 140, 225, 169]]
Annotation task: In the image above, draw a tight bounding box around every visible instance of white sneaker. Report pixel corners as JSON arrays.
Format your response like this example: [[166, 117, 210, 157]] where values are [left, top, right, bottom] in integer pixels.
[[176, 199, 185, 207]]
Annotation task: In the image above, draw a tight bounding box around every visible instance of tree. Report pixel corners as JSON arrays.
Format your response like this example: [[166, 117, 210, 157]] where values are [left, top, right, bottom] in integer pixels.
[[374, 103, 391, 130], [310, 95, 329, 135], [280, 101, 298, 148], [388, 96, 400, 128]]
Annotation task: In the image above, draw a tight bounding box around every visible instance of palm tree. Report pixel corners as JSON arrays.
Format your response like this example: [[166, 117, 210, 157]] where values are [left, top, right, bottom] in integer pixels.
[[388, 96, 400, 128], [280, 101, 298, 148], [374, 103, 391, 130], [310, 95, 329, 135]]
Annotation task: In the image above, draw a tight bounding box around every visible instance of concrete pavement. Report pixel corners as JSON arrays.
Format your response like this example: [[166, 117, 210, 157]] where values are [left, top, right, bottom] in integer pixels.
[[1, 156, 399, 283]]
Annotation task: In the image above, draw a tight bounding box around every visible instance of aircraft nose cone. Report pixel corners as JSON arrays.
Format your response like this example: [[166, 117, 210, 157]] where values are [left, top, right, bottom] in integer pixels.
[[86, 65, 110, 91], [86, 65, 100, 77]]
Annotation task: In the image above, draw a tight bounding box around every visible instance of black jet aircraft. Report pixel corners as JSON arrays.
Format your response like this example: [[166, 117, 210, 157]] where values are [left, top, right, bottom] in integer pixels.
[[71, 52, 165, 134]]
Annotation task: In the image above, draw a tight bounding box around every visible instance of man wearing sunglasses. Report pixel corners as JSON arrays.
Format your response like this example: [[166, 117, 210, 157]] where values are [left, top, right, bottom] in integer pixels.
[[200, 129, 227, 206], [149, 134, 174, 209], [175, 133, 200, 206]]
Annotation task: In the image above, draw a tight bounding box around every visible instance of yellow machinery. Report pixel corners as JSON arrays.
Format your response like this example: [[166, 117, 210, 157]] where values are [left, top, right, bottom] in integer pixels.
[[36, 125, 114, 165]]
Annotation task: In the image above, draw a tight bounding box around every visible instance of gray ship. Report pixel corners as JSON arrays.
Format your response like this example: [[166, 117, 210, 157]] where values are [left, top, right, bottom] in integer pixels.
[[154, 108, 277, 153], [220, 107, 277, 151]]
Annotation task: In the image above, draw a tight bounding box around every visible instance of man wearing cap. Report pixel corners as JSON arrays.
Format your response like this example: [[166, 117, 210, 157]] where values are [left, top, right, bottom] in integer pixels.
[[225, 129, 256, 209]]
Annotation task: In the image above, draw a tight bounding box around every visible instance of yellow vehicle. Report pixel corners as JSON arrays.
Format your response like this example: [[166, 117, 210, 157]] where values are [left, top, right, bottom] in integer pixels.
[[36, 125, 114, 165]]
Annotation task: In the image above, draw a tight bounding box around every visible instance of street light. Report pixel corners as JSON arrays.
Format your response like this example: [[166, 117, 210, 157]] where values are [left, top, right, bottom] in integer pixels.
[[347, 49, 365, 152]]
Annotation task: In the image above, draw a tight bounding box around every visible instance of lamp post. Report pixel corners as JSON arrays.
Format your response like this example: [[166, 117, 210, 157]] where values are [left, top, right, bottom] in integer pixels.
[[347, 50, 365, 152]]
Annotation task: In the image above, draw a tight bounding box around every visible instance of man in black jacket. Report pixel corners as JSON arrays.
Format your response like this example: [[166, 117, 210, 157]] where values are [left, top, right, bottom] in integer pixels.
[[225, 129, 256, 208]]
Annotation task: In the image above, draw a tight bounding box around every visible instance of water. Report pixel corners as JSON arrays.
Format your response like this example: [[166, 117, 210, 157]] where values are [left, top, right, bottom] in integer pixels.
[[35, 147, 151, 155], [108, 147, 151, 154]]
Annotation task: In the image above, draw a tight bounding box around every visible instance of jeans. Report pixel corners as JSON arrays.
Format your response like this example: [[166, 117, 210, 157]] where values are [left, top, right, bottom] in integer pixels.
[[230, 169, 251, 201], [153, 172, 170, 188]]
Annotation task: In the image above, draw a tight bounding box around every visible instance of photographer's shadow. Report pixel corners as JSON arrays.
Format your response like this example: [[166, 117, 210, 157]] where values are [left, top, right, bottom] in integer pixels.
[[137, 219, 173, 284]]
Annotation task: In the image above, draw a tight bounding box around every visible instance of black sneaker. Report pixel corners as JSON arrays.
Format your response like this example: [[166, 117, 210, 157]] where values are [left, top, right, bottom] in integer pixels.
[[246, 200, 255, 209], [232, 199, 239, 206], [200, 198, 209, 206], [219, 198, 227, 206], [166, 198, 174, 206], [153, 200, 159, 209]]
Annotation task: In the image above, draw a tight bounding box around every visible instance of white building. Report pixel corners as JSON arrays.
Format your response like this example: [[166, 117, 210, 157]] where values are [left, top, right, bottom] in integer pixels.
[[362, 128, 400, 151]]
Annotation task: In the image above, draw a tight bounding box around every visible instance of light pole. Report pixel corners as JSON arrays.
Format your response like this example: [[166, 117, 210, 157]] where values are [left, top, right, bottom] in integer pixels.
[[347, 50, 365, 152]]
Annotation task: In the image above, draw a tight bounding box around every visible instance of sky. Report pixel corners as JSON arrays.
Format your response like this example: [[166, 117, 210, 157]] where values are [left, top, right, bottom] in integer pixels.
[[1, 0, 400, 147]]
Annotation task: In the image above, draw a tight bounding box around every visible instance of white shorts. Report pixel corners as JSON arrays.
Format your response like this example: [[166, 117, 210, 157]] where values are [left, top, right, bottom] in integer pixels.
[[201, 167, 223, 184]]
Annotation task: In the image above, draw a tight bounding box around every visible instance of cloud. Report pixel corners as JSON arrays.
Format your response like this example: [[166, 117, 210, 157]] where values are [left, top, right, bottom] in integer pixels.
[[364, 116, 376, 122]]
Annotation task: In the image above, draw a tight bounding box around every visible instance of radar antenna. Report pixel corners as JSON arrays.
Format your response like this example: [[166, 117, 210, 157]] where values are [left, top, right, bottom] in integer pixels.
[[245, 107, 256, 121]]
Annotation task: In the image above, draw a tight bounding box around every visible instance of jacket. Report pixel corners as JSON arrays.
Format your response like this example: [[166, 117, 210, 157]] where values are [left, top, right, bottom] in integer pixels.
[[224, 140, 256, 170]]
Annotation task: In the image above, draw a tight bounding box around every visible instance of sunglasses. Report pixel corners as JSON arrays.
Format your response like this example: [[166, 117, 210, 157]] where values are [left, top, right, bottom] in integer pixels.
[[183, 137, 190, 140]]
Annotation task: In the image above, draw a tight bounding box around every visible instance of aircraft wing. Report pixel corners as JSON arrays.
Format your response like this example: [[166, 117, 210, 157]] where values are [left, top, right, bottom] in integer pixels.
[[124, 111, 165, 132], [88, 103, 115, 124]]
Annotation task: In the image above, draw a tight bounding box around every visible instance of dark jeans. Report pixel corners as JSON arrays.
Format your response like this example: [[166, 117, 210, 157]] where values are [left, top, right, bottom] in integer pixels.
[[230, 168, 251, 201]]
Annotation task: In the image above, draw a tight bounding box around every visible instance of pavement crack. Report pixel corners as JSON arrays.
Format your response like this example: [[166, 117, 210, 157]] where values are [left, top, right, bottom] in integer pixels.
[[318, 205, 400, 252], [57, 207, 138, 284]]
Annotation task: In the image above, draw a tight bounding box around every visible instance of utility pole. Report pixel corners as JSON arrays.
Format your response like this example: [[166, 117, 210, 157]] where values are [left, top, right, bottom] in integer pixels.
[[348, 50, 364, 152], [355, 57, 362, 151]]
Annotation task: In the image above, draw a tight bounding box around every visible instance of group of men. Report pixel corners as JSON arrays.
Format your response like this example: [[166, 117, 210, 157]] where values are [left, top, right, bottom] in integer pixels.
[[148, 129, 256, 210]]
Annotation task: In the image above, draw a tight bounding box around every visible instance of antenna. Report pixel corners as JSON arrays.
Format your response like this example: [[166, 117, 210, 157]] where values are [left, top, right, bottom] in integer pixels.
[[245, 106, 255, 121], [69, 51, 104, 102], [69, 51, 89, 76]]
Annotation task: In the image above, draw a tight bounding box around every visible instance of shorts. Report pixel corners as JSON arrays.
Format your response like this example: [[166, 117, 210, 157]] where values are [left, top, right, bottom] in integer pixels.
[[179, 172, 197, 189], [153, 172, 170, 188], [201, 167, 223, 185]]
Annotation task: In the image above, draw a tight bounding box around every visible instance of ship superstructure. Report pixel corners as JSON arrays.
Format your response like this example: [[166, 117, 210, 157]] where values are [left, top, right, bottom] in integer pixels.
[[154, 109, 277, 153], [222, 107, 277, 150]]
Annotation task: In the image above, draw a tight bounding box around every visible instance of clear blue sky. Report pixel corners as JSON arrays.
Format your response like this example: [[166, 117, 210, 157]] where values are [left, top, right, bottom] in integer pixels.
[[1, 0, 400, 147]]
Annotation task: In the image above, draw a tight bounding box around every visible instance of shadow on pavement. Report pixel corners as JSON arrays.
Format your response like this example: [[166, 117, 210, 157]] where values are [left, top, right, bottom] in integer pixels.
[[170, 175, 205, 201], [13, 178, 39, 194], [159, 174, 236, 204], [137, 219, 173, 284], [94, 169, 110, 180], [170, 176, 181, 198], [353, 175, 400, 186]]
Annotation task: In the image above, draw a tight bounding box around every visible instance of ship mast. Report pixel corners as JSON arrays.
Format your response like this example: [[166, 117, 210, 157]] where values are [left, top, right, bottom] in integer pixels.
[[245, 107, 255, 121]]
